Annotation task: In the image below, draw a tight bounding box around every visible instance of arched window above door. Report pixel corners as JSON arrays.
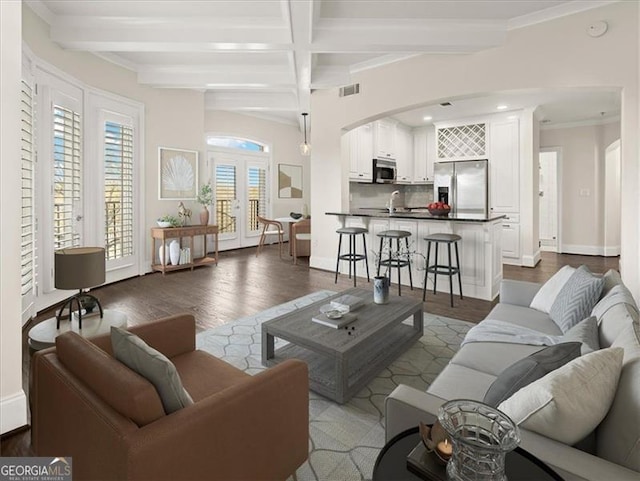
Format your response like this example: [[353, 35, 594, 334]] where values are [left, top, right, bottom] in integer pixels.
[[206, 135, 269, 153]]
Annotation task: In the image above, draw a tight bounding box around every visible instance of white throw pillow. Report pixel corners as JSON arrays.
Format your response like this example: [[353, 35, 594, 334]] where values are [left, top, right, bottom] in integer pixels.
[[498, 347, 623, 445], [529, 265, 576, 313], [597, 323, 640, 471]]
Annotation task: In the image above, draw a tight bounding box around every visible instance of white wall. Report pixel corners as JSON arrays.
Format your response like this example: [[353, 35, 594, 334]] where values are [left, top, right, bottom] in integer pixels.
[[1, 0, 28, 435], [540, 120, 621, 254], [23, 4, 206, 273], [309, 2, 640, 301], [203, 111, 310, 219], [1, 4, 208, 431]]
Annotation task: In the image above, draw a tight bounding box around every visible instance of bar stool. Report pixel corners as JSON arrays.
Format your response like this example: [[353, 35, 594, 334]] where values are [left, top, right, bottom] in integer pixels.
[[334, 227, 370, 287], [422, 233, 463, 307], [377, 230, 414, 296]]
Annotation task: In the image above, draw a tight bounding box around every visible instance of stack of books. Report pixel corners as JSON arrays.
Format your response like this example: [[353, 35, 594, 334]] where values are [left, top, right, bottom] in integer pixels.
[[330, 294, 364, 312], [311, 311, 358, 329]]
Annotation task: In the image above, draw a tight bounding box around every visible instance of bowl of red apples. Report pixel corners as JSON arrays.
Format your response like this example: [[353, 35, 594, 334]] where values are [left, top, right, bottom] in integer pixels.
[[427, 202, 451, 216]]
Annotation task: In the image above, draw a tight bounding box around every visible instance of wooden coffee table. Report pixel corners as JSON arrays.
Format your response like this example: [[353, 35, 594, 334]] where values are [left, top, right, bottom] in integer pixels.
[[261, 288, 423, 403]]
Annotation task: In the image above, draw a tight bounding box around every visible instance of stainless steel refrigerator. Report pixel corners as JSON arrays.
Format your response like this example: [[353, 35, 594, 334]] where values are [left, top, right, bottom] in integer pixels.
[[433, 160, 488, 216]]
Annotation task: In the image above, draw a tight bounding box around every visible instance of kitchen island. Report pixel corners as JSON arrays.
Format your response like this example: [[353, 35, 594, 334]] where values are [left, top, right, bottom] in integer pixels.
[[326, 210, 505, 301]]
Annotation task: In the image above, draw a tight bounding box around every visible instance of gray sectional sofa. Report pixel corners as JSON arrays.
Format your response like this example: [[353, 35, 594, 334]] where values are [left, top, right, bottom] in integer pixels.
[[385, 268, 640, 481]]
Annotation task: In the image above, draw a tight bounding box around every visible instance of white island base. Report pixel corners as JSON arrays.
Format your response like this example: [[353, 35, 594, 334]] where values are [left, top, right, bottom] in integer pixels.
[[328, 213, 503, 301]]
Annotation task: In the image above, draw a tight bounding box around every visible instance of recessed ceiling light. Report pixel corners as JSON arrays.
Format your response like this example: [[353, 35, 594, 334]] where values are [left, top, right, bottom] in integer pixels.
[[497, 105, 508, 110], [423, 116, 433, 121]]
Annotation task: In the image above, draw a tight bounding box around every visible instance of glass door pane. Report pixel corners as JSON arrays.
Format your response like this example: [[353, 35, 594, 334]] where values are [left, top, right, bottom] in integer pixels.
[[53, 104, 82, 250], [104, 120, 134, 264], [246, 164, 267, 235]]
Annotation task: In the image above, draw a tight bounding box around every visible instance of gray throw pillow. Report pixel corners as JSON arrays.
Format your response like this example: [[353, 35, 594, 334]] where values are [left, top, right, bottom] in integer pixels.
[[562, 316, 600, 355], [483, 342, 582, 407], [111, 326, 193, 414], [549, 265, 604, 333]]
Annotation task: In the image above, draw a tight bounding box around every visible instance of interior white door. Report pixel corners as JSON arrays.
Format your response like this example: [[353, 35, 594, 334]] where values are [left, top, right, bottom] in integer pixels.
[[604, 140, 621, 256], [539, 150, 559, 252], [210, 149, 270, 251]]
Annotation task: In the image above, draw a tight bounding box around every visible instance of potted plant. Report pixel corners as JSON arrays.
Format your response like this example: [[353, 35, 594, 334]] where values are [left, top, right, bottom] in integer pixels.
[[157, 214, 180, 228], [197, 182, 213, 225]]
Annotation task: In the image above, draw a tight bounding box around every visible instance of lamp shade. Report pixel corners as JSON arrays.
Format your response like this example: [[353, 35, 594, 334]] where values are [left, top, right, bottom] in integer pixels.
[[54, 247, 106, 290]]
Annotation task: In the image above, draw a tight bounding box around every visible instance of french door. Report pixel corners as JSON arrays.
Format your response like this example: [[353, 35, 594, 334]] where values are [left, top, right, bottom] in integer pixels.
[[209, 149, 269, 251], [31, 65, 143, 315]]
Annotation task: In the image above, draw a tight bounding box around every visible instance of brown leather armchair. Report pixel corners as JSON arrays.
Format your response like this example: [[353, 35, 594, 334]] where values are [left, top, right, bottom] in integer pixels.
[[30, 314, 309, 481]]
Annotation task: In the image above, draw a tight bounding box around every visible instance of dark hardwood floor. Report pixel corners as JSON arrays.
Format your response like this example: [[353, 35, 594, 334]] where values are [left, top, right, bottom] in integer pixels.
[[1, 245, 619, 456]]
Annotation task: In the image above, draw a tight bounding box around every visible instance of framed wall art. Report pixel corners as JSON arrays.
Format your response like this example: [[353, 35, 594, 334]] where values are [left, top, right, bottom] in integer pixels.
[[278, 164, 303, 198], [158, 147, 198, 200]]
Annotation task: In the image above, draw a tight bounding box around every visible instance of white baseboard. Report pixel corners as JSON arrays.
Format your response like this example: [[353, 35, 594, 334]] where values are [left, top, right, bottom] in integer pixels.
[[502, 258, 523, 266], [309, 255, 336, 273], [1, 390, 27, 435], [522, 251, 541, 267], [603, 246, 621, 257], [561, 244, 605, 256]]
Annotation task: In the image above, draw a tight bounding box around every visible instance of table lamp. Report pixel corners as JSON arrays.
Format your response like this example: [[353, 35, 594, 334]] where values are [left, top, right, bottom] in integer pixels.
[[55, 247, 106, 329]]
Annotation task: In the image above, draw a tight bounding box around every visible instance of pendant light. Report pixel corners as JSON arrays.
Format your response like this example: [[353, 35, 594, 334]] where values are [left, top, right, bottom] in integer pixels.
[[300, 112, 311, 156]]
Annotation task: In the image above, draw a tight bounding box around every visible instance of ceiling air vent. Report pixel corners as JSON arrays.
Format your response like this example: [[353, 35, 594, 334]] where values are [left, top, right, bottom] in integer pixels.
[[440, 101, 452, 107], [339, 83, 360, 97]]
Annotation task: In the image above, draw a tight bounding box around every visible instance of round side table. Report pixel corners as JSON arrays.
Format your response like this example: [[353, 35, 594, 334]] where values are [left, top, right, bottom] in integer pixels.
[[28, 309, 128, 350], [373, 427, 565, 481]]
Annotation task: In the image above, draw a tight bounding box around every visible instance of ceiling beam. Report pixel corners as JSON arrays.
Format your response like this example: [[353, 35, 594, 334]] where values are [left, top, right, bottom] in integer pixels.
[[312, 18, 506, 53], [284, 0, 313, 119], [205, 91, 298, 111], [48, 14, 291, 51], [137, 65, 295, 89]]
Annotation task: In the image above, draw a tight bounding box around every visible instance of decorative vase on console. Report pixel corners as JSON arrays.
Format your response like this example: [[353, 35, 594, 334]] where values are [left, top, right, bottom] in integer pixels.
[[159, 243, 166, 264], [197, 181, 213, 226], [200, 205, 209, 226], [169, 240, 180, 265]]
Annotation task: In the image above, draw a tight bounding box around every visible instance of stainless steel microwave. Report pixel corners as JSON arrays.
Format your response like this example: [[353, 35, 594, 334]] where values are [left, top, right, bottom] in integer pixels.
[[373, 158, 396, 183]]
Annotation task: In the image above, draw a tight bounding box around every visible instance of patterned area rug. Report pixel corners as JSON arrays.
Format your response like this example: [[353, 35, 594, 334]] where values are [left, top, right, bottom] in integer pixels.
[[196, 291, 473, 481]]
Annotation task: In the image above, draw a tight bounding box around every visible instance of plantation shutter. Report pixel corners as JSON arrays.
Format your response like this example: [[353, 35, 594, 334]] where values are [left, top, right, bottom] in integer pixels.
[[247, 165, 267, 232], [104, 121, 134, 260], [21, 79, 36, 320], [215, 164, 237, 234], [53, 104, 81, 250]]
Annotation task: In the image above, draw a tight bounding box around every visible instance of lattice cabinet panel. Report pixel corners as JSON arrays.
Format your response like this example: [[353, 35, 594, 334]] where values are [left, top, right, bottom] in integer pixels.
[[437, 123, 486, 159]]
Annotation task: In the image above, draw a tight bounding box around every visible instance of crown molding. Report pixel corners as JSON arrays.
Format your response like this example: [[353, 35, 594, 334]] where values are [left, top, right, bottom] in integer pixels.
[[540, 114, 621, 130], [508, 0, 620, 30]]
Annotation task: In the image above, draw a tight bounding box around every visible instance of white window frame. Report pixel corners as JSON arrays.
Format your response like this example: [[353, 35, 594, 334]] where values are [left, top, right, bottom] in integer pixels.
[[27, 46, 145, 314], [35, 67, 84, 302], [21, 56, 36, 324], [86, 91, 145, 283]]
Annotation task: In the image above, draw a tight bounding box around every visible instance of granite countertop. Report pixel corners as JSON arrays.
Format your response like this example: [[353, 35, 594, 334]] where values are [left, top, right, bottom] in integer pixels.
[[326, 208, 506, 223]]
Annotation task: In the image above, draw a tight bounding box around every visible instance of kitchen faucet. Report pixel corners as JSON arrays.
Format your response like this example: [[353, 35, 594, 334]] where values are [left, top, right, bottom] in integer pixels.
[[388, 190, 400, 213]]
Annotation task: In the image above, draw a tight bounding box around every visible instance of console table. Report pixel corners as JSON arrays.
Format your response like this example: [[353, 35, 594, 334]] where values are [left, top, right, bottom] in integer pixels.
[[151, 225, 218, 274]]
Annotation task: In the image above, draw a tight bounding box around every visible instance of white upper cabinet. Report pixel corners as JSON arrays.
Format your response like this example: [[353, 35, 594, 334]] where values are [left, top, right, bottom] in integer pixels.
[[374, 119, 397, 160], [412, 126, 434, 183], [489, 119, 520, 213], [348, 124, 373, 182], [395, 124, 414, 183]]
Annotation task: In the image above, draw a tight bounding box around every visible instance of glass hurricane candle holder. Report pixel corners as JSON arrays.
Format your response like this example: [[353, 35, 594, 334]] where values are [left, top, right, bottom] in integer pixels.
[[438, 399, 520, 481]]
